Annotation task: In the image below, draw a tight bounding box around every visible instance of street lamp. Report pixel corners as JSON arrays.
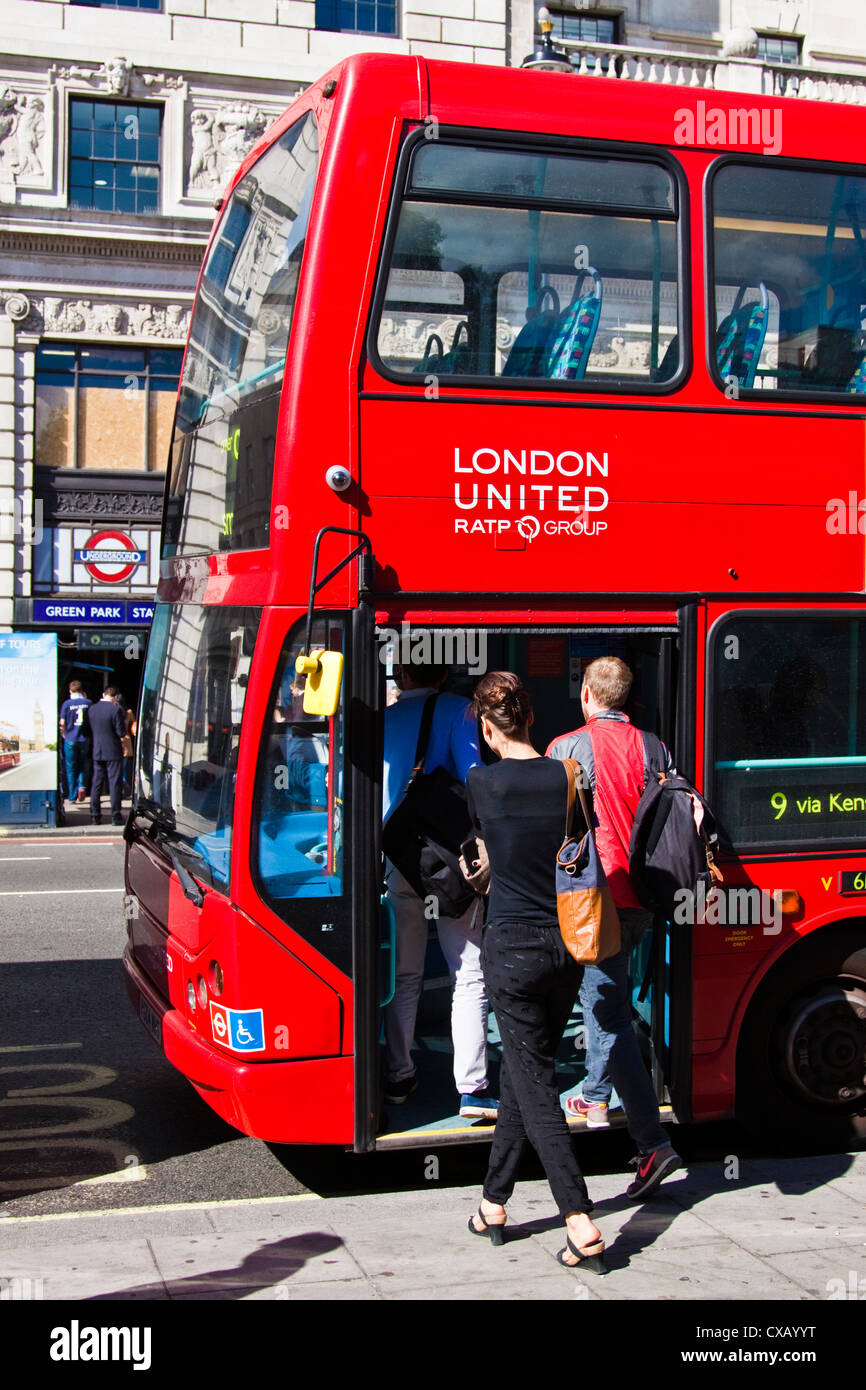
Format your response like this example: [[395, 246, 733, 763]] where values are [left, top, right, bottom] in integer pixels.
[[521, 6, 574, 74]]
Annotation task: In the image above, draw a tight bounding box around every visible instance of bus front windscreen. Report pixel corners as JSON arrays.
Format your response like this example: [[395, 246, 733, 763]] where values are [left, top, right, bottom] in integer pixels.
[[164, 111, 319, 558], [136, 603, 261, 890]]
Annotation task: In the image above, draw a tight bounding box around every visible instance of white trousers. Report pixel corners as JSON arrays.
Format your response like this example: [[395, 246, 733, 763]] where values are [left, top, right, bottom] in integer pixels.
[[384, 866, 489, 1096]]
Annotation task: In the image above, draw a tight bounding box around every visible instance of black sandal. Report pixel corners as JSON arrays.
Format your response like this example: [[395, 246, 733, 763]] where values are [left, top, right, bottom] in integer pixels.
[[468, 1204, 506, 1246], [556, 1234, 607, 1275]]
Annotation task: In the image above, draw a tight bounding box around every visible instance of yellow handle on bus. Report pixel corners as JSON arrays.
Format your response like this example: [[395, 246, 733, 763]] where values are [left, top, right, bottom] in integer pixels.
[[295, 648, 344, 716]]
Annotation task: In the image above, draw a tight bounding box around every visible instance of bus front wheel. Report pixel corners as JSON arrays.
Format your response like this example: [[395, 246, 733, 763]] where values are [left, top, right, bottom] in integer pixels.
[[736, 930, 866, 1147]]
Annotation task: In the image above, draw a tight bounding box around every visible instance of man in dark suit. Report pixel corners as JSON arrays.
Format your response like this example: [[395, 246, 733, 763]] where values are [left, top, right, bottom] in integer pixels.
[[87, 686, 127, 826]]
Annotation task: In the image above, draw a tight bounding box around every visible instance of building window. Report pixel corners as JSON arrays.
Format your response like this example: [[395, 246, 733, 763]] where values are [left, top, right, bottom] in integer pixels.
[[69, 99, 161, 213], [756, 33, 802, 65], [315, 0, 397, 36], [550, 12, 618, 44], [35, 344, 183, 472], [547, 11, 619, 73], [71, 1, 162, 10]]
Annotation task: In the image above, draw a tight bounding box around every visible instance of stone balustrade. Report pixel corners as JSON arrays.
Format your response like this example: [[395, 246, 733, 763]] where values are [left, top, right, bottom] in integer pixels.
[[556, 40, 866, 104]]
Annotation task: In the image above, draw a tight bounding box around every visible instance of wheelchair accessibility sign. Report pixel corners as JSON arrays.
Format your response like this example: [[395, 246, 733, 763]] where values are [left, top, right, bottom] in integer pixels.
[[209, 1003, 265, 1053]]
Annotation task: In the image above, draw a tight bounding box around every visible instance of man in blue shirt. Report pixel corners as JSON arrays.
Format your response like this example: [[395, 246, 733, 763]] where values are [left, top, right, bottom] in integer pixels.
[[59, 680, 92, 804], [383, 659, 498, 1120]]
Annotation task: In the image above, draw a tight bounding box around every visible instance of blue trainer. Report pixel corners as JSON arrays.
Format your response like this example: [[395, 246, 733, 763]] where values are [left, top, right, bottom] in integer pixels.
[[459, 1094, 499, 1120]]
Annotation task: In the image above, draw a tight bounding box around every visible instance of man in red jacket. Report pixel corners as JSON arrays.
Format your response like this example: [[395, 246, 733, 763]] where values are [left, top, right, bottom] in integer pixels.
[[547, 656, 681, 1199]]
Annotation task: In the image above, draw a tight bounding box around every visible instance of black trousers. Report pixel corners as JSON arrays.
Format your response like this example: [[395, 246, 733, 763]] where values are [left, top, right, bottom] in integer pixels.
[[91, 757, 122, 821], [481, 919, 592, 1217]]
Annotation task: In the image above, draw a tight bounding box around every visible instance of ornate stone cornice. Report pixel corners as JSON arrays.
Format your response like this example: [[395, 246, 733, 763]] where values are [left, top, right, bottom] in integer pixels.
[[0, 229, 208, 266], [1, 290, 190, 341], [36, 468, 165, 523]]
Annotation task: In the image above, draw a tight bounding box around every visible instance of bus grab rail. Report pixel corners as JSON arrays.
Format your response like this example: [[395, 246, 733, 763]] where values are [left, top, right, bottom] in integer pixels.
[[297, 526, 374, 671], [379, 894, 396, 1008]]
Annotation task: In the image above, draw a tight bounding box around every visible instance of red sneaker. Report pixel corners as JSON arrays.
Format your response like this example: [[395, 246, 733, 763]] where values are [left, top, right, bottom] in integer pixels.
[[565, 1093, 611, 1129]]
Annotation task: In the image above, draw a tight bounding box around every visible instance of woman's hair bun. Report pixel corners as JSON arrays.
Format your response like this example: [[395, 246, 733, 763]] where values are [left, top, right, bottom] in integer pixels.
[[472, 671, 532, 736]]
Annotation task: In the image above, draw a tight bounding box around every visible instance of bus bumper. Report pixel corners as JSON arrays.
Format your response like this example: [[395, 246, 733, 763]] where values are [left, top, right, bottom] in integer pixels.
[[123, 946, 353, 1145]]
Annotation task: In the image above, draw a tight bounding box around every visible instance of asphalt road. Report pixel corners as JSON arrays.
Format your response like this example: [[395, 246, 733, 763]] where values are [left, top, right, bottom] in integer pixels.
[[0, 837, 310, 1217], [0, 835, 832, 1226]]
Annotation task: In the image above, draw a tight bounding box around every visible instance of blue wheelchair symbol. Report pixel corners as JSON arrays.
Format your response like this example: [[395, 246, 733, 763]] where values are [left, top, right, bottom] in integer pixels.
[[228, 1008, 264, 1052]]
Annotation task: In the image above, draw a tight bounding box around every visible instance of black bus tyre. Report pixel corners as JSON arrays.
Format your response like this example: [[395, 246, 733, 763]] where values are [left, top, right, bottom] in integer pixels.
[[736, 928, 866, 1148]]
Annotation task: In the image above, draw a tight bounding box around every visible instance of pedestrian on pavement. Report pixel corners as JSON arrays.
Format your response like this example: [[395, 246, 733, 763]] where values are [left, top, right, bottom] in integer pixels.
[[463, 671, 605, 1272], [547, 656, 682, 1200], [114, 693, 135, 798], [383, 657, 498, 1121], [86, 685, 127, 826], [58, 679, 92, 804]]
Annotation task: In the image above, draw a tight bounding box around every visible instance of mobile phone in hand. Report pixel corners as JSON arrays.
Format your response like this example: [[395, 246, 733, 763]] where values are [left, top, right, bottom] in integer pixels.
[[460, 836, 480, 867]]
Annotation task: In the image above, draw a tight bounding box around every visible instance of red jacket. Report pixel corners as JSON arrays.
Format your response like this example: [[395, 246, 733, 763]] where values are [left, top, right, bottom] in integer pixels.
[[547, 711, 671, 909]]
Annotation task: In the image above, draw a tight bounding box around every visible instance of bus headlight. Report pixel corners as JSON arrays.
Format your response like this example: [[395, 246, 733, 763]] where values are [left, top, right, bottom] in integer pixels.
[[209, 960, 224, 996], [187, 981, 196, 1012], [196, 974, 208, 1008]]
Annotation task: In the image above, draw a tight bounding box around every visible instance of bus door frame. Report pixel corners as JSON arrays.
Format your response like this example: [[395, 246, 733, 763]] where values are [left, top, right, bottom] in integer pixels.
[[662, 601, 700, 1123], [351, 600, 384, 1152]]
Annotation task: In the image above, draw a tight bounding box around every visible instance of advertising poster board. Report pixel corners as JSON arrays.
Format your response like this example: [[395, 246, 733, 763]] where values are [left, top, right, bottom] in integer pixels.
[[0, 631, 58, 825]]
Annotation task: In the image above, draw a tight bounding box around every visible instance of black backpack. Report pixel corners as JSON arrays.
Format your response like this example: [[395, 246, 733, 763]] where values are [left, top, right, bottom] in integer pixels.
[[382, 694, 476, 918], [628, 733, 723, 922]]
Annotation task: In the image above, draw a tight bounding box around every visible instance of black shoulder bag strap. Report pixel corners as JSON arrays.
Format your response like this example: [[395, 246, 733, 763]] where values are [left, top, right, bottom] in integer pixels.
[[641, 728, 668, 781], [638, 728, 667, 1004], [405, 693, 439, 793]]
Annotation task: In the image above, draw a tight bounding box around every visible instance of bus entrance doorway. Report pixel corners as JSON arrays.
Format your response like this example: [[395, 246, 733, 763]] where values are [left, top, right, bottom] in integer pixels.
[[375, 621, 678, 1148]]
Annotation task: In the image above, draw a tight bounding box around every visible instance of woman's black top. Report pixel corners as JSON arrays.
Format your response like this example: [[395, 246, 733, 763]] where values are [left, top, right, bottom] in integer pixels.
[[466, 756, 568, 927]]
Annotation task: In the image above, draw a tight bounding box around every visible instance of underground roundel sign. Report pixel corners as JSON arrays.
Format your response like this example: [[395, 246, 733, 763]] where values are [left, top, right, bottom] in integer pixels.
[[74, 530, 146, 585]]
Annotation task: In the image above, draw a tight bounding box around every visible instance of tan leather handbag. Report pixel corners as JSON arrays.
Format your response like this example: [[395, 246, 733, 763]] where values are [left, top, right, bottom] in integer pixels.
[[556, 759, 621, 966]]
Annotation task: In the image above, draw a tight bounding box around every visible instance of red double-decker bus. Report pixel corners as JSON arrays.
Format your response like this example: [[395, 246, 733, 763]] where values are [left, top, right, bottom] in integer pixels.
[[0, 722, 21, 773], [124, 54, 866, 1151]]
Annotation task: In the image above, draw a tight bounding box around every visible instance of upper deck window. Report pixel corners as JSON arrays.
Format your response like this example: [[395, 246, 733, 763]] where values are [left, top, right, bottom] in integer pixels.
[[374, 139, 680, 389], [710, 162, 866, 398], [164, 111, 319, 557]]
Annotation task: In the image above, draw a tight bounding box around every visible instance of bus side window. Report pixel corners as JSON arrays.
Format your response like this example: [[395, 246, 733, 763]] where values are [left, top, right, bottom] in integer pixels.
[[253, 619, 345, 903]]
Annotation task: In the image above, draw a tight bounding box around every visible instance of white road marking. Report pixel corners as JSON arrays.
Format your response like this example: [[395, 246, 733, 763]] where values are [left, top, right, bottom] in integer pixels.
[[0, 840, 120, 847], [0, 1193, 321, 1223], [73, 1166, 148, 1187], [0, 856, 52, 861], [0, 888, 123, 896], [0, 1043, 83, 1053]]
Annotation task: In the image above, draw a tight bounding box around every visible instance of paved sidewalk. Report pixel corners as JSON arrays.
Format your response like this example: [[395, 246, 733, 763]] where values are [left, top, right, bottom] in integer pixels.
[[0, 802, 128, 838], [1, 1152, 864, 1301]]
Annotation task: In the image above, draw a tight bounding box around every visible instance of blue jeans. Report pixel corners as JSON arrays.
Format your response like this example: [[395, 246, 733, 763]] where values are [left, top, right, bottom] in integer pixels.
[[64, 740, 88, 798], [580, 907, 670, 1156]]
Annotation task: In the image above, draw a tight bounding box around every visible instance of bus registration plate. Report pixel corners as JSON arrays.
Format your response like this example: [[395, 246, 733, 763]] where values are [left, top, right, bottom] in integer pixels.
[[139, 995, 163, 1048]]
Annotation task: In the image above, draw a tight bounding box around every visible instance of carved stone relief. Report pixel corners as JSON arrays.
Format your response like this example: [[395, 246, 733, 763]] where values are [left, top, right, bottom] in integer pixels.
[[53, 491, 163, 520], [49, 60, 185, 96], [0, 291, 190, 341], [186, 103, 271, 195], [0, 88, 48, 185]]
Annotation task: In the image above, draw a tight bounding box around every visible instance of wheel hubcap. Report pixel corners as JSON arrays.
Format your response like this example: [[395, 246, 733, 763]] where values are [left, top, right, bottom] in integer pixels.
[[784, 984, 866, 1104]]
